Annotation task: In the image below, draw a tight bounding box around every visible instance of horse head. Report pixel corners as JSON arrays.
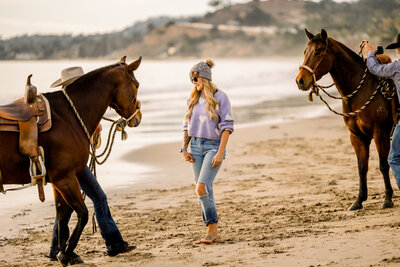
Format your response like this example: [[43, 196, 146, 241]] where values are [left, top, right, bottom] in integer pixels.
[[296, 29, 334, 91], [110, 56, 142, 127]]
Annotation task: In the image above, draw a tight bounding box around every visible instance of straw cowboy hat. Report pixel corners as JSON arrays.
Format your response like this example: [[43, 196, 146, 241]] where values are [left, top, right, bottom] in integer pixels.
[[386, 33, 400, 49], [50, 66, 84, 88]]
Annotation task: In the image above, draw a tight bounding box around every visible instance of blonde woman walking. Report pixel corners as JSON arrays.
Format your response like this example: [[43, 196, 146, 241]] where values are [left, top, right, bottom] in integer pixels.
[[181, 59, 234, 244]]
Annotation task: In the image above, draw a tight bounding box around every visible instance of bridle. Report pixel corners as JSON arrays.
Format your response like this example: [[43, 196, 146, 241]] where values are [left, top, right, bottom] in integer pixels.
[[111, 63, 139, 121], [298, 38, 329, 87], [63, 63, 140, 143]]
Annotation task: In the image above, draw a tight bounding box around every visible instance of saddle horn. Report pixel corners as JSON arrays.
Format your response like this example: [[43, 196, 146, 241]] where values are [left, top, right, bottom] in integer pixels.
[[26, 74, 33, 86], [25, 74, 37, 104]]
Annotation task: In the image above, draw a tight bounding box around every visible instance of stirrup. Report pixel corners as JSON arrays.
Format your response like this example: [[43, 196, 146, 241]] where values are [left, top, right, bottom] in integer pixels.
[[29, 147, 46, 186], [29, 147, 46, 202]]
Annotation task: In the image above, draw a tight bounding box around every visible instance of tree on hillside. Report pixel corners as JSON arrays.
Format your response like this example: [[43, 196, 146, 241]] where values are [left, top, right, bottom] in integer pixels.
[[208, 0, 232, 11]]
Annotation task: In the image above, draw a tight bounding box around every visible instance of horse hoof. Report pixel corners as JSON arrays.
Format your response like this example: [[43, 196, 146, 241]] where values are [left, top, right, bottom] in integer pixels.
[[348, 203, 363, 211], [382, 200, 394, 209], [69, 254, 84, 265], [57, 251, 84, 266], [57, 252, 69, 267]]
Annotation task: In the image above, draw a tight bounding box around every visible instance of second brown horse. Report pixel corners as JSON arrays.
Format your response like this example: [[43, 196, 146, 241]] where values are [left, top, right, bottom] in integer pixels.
[[296, 29, 395, 211]]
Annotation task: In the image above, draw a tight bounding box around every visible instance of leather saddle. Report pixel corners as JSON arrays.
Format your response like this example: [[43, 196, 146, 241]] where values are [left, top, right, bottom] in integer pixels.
[[0, 73, 52, 133], [0, 94, 51, 132], [0, 75, 51, 202]]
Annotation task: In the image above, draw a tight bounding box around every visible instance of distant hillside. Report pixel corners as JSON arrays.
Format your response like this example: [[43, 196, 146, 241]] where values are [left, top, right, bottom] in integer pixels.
[[1, 0, 400, 60], [0, 16, 187, 60], [200, 0, 305, 26]]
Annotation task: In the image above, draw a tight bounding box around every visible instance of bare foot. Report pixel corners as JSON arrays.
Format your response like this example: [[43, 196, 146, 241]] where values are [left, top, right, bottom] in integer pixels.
[[194, 233, 219, 245]]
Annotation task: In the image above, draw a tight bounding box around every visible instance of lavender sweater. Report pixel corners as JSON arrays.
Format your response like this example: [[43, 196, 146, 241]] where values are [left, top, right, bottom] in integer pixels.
[[183, 90, 234, 140]]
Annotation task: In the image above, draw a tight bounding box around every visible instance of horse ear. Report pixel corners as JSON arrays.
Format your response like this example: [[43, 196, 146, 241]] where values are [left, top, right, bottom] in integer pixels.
[[321, 29, 327, 41], [305, 28, 314, 40], [128, 56, 142, 72], [119, 56, 126, 63]]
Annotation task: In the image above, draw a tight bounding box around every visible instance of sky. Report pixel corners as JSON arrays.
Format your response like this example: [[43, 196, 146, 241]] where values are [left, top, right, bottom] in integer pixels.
[[0, 0, 355, 39]]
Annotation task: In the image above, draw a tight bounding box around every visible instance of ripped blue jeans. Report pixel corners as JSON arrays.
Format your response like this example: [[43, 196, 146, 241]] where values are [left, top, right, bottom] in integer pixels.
[[190, 137, 225, 226]]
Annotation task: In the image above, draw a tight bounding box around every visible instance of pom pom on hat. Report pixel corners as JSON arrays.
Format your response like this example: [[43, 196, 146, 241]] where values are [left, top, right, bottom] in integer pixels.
[[205, 59, 215, 68]]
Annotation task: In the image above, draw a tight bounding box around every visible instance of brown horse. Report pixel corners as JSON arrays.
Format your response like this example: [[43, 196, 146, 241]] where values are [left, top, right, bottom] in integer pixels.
[[0, 56, 142, 265], [296, 29, 395, 211]]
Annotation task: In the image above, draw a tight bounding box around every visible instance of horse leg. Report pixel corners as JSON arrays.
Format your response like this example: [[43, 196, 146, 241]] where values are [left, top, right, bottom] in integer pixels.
[[374, 133, 394, 209], [348, 133, 371, 210], [52, 174, 88, 266], [52, 188, 73, 255]]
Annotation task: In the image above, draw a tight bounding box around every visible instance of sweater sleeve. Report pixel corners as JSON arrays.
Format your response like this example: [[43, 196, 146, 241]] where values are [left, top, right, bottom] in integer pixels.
[[367, 51, 400, 78], [182, 98, 189, 131], [218, 92, 234, 134]]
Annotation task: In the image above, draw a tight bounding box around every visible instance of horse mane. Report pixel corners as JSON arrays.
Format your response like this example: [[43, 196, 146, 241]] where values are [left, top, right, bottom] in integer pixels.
[[311, 33, 364, 65], [66, 63, 125, 91], [328, 37, 365, 65]]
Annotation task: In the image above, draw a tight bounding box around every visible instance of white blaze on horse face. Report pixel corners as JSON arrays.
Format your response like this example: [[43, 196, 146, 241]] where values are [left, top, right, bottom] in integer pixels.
[[303, 44, 316, 66]]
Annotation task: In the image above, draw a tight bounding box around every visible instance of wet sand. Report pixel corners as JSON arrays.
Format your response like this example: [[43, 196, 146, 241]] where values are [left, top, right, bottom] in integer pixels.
[[2, 115, 400, 266]]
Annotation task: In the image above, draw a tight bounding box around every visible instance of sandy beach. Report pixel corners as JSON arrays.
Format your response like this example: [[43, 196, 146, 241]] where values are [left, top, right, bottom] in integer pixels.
[[2, 115, 400, 267]]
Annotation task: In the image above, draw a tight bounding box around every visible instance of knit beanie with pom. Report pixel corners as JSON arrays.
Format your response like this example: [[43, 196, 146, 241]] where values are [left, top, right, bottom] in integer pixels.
[[190, 59, 215, 81]]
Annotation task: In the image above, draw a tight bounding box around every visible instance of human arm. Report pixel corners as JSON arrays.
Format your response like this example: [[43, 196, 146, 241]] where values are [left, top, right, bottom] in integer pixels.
[[211, 91, 234, 167], [365, 43, 400, 77], [182, 130, 194, 162], [212, 130, 230, 167]]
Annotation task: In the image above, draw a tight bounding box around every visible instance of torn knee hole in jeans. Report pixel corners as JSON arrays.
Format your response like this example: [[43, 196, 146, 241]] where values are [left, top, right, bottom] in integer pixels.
[[197, 193, 210, 205]]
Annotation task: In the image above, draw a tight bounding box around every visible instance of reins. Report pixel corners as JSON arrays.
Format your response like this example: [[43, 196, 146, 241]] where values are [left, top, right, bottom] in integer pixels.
[[299, 40, 395, 117], [62, 89, 137, 165]]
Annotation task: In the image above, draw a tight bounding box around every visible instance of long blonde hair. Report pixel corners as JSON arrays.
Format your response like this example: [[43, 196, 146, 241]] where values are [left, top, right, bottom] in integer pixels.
[[185, 78, 219, 122]]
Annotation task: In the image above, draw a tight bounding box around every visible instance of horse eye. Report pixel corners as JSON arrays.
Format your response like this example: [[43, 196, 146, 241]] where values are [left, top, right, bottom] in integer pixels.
[[314, 50, 321, 55]]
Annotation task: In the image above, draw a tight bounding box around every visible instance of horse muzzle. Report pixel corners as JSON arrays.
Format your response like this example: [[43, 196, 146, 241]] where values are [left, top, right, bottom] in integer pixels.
[[296, 72, 313, 91], [127, 109, 141, 127]]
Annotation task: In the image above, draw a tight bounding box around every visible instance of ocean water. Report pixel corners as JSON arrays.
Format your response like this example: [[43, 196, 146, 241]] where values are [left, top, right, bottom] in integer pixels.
[[0, 58, 338, 218]]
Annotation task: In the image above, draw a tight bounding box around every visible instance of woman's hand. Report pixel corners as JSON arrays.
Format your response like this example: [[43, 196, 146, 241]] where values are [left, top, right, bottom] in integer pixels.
[[182, 151, 195, 163], [212, 151, 223, 168]]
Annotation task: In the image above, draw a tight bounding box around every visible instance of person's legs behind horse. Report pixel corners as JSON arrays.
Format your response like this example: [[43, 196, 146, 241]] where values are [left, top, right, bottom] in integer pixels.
[[77, 167, 135, 256], [47, 166, 135, 259]]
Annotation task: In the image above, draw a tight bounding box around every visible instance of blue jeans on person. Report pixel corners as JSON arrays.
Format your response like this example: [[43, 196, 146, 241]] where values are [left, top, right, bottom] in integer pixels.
[[49, 166, 126, 257], [389, 123, 400, 189], [190, 137, 225, 226]]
